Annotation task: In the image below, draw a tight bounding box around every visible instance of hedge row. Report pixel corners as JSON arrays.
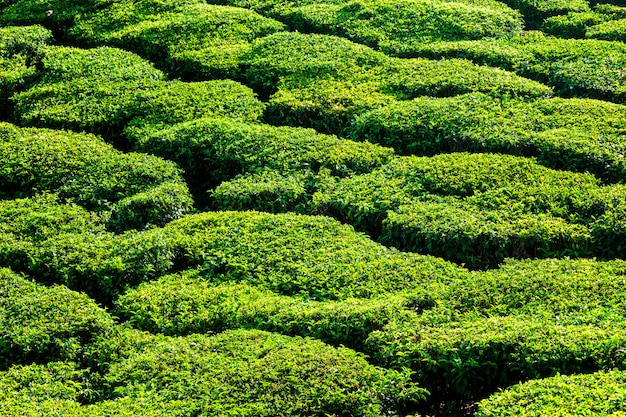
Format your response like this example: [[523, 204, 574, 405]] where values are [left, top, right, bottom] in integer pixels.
[[0, 25, 52, 106], [367, 312, 626, 407], [244, 31, 551, 134], [211, 0, 523, 48], [0, 123, 193, 231], [116, 269, 412, 347], [0, 268, 114, 370], [405, 33, 626, 103], [0, 328, 425, 416], [9, 44, 264, 136], [476, 369, 626, 416], [0, 209, 465, 304], [542, 4, 626, 39], [349, 93, 626, 182], [131, 116, 392, 205], [69, 0, 285, 79], [215, 152, 626, 267], [499, 0, 589, 28]]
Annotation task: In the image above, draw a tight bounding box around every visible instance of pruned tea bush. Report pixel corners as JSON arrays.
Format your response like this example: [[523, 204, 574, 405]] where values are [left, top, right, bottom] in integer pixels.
[[403, 34, 626, 103], [0, 123, 192, 226], [0, 268, 114, 369], [134, 116, 392, 204], [476, 370, 626, 416], [117, 269, 411, 346], [95, 328, 426, 416], [70, 0, 285, 79], [350, 93, 626, 181]]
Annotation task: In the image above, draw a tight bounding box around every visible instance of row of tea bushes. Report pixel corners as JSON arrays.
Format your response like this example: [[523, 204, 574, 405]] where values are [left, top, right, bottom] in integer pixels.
[[367, 311, 626, 406], [0, 328, 425, 416], [9, 44, 265, 137], [476, 369, 626, 416], [0, 123, 193, 231], [130, 116, 393, 205], [244, 32, 551, 134], [116, 270, 412, 347], [363, 257, 626, 403], [0, 209, 465, 304], [542, 4, 626, 40], [406, 32, 626, 103], [0, 25, 52, 107], [349, 93, 626, 182], [499, 0, 590, 28], [69, 0, 285, 80], [208, 0, 523, 48], [0, 268, 114, 370], [214, 152, 626, 267]]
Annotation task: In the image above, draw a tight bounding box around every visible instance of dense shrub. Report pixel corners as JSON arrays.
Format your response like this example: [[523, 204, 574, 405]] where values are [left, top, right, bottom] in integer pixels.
[[116, 269, 412, 346], [133, 116, 392, 204], [402, 34, 626, 103], [0, 123, 192, 224], [349, 94, 626, 181], [476, 370, 626, 416], [499, 0, 589, 28], [70, 1, 285, 79], [278, 0, 523, 48], [166, 210, 466, 300], [366, 312, 626, 404], [0, 25, 52, 106], [95, 328, 426, 416], [11, 45, 165, 134], [123, 80, 265, 139], [245, 32, 550, 134], [587, 17, 626, 41], [0, 268, 115, 369]]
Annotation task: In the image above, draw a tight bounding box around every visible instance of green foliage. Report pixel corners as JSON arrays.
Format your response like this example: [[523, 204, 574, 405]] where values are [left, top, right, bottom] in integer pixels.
[[476, 370, 626, 416], [70, 0, 285, 79], [382, 200, 592, 268], [402, 34, 626, 103], [123, 80, 265, 139], [279, 0, 523, 48], [166, 210, 466, 300], [11, 45, 165, 134], [0, 0, 114, 28], [350, 94, 626, 181], [134, 116, 392, 187], [587, 17, 626, 41], [0, 268, 115, 369], [0, 25, 52, 105], [245, 32, 550, 134], [116, 270, 412, 347], [0, 123, 192, 227], [312, 152, 626, 267], [366, 312, 626, 403], [97, 328, 425, 416], [106, 181, 194, 233], [499, 0, 589, 28]]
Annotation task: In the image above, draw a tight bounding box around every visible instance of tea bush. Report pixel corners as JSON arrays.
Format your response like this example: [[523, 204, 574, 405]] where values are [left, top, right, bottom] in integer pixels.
[[70, 0, 285, 79], [11, 45, 165, 134], [366, 312, 626, 403], [116, 269, 412, 346], [350, 94, 626, 181], [278, 0, 523, 48], [0, 268, 114, 369], [499, 0, 589, 28], [245, 32, 550, 134], [587, 18, 626, 41], [96, 328, 426, 416], [403, 34, 626, 103], [0, 25, 52, 105], [166, 210, 467, 300], [134, 116, 392, 203], [0, 123, 192, 225], [542, 4, 626, 39], [476, 370, 626, 416], [123, 79, 265, 139]]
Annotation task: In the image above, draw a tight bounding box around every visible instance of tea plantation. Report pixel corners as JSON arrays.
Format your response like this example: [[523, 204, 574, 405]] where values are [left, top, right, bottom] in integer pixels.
[[2, 0, 626, 415]]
